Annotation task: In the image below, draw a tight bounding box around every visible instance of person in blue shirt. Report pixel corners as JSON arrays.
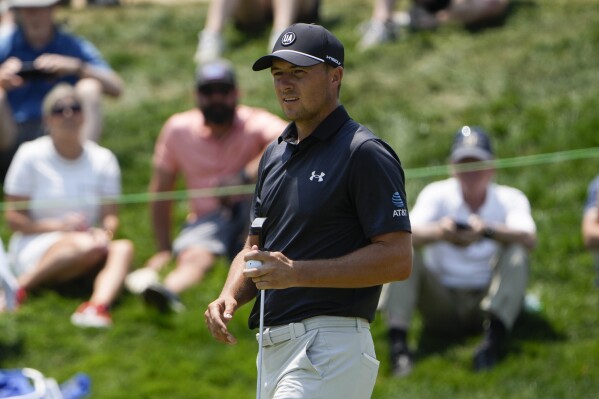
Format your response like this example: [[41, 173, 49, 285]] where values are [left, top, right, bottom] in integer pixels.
[[582, 176, 599, 287], [0, 0, 123, 182]]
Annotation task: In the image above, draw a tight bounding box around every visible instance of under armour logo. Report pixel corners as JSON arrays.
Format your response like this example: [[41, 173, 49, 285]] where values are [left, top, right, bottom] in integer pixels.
[[309, 171, 325, 182]]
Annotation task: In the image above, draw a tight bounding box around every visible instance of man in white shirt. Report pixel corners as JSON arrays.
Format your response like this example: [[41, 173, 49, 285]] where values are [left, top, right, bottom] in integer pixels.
[[380, 126, 536, 375]]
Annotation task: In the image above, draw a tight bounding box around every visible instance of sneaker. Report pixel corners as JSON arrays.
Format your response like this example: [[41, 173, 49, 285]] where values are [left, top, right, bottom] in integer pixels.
[[0, 284, 27, 312], [391, 348, 414, 377], [142, 284, 185, 314], [406, 6, 439, 31], [194, 30, 224, 64], [472, 340, 499, 371], [125, 268, 159, 295], [358, 20, 397, 51], [71, 302, 112, 328]]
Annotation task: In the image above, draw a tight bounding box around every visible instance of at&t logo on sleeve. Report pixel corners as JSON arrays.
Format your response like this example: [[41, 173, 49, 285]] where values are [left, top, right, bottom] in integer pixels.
[[392, 192, 407, 217]]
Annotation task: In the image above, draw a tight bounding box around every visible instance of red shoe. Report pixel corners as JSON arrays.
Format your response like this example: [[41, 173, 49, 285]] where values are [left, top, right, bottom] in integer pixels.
[[70, 302, 112, 328], [16, 287, 27, 307]]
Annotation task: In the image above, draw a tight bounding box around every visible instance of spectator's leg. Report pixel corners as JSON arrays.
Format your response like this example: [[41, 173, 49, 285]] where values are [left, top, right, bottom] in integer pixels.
[[480, 243, 529, 330], [75, 78, 103, 142], [269, 0, 320, 49], [358, 0, 398, 50], [474, 243, 528, 371], [196, 0, 269, 63], [437, 0, 509, 25], [71, 0, 87, 9], [17, 232, 110, 291], [163, 246, 216, 294], [89, 239, 133, 307]]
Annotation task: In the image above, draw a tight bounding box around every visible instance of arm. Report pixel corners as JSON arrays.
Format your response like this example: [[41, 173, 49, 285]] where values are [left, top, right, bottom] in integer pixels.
[[205, 237, 259, 345], [582, 207, 599, 249], [412, 215, 536, 250], [149, 167, 177, 253], [5, 194, 88, 233], [243, 230, 412, 289], [99, 202, 119, 238], [32, 54, 123, 97]]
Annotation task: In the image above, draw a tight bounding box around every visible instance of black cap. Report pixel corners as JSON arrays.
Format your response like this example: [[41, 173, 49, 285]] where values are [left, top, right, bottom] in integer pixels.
[[252, 23, 344, 71], [195, 59, 236, 88], [450, 126, 494, 162]]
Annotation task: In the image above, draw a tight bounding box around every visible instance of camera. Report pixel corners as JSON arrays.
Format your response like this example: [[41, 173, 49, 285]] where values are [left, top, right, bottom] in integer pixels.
[[17, 61, 56, 80], [454, 221, 472, 230]]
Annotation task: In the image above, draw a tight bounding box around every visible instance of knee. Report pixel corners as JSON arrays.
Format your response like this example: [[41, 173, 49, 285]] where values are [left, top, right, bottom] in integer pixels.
[[177, 247, 215, 270], [75, 78, 102, 103], [111, 239, 134, 254], [109, 239, 135, 264]]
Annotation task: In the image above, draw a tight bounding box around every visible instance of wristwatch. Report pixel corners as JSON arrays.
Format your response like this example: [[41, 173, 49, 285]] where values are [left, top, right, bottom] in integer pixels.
[[482, 227, 496, 239]]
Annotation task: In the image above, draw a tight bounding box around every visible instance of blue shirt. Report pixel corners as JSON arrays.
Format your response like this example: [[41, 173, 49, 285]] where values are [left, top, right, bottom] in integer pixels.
[[584, 176, 599, 213], [0, 25, 112, 123], [248, 106, 411, 329]]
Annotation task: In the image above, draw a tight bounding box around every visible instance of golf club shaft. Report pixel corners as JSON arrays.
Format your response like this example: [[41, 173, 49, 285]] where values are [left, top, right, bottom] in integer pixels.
[[257, 289, 265, 399]]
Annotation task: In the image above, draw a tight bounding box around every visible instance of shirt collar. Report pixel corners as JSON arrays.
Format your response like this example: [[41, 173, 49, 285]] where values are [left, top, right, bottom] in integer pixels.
[[278, 105, 350, 144]]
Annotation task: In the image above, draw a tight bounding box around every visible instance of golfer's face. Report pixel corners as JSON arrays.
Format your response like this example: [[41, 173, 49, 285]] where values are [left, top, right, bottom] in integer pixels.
[[270, 59, 334, 124]]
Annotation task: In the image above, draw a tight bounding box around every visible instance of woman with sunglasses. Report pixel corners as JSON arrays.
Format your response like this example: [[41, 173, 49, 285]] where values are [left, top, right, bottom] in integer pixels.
[[2, 83, 133, 327]]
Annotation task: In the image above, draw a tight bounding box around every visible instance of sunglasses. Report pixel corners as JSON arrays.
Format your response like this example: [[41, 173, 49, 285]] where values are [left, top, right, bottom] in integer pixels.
[[50, 104, 82, 116], [197, 84, 234, 96]]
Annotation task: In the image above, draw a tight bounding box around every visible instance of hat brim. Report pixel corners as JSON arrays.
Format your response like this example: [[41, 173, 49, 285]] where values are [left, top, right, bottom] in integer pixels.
[[451, 148, 494, 162], [252, 50, 324, 71]]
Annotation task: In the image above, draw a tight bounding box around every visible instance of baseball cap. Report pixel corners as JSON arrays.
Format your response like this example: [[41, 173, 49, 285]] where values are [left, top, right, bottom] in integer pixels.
[[252, 23, 344, 71], [10, 0, 60, 8], [195, 59, 236, 88], [450, 126, 494, 162]]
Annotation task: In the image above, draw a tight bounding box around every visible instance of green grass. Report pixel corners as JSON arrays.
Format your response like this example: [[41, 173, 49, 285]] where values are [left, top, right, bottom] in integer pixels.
[[1, 0, 599, 398]]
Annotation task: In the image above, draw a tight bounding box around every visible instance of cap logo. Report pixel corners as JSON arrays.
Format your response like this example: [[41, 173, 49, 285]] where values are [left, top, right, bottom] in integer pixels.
[[281, 32, 296, 46], [326, 55, 341, 66]]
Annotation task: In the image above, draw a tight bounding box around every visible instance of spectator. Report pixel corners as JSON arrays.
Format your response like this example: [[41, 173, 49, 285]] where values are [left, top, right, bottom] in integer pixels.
[[359, 0, 509, 50], [2, 83, 133, 328], [0, 0, 123, 182], [0, 238, 16, 311], [379, 126, 536, 376], [194, 0, 320, 64], [205, 24, 412, 398], [582, 175, 599, 287], [124, 59, 286, 313], [0, 0, 14, 35]]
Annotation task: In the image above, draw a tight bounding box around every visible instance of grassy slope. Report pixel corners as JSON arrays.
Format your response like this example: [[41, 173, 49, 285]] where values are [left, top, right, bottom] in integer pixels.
[[1, 0, 598, 398]]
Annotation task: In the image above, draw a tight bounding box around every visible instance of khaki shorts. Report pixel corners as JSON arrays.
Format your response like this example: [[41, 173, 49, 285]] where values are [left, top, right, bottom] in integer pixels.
[[256, 316, 379, 399]]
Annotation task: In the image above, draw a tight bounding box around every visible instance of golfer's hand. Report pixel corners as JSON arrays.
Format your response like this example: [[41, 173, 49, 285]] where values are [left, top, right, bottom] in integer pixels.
[[205, 296, 238, 345], [243, 247, 296, 290]]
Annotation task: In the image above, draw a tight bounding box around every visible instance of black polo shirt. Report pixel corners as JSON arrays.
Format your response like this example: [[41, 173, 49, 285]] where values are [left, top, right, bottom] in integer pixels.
[[248, 106, 411, 329]]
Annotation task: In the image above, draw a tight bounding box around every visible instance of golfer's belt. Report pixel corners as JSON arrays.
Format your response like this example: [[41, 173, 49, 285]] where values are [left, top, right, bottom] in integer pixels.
[[256, 316, 370, 347]]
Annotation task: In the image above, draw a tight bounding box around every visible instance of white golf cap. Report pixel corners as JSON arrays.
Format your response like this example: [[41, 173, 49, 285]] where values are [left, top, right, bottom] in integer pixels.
[[10, 0, 60, 8]]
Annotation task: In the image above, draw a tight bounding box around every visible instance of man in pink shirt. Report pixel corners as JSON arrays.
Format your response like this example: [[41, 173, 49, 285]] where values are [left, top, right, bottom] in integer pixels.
[[126, 59, 286, 313]]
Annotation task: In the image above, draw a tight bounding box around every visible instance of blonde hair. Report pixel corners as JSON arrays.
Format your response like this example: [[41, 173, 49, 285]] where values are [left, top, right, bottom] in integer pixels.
[[42, 83, 81, 117]]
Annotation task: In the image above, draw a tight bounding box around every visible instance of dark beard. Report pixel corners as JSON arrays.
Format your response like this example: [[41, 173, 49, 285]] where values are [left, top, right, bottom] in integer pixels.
[[201, 104, 236, 125]]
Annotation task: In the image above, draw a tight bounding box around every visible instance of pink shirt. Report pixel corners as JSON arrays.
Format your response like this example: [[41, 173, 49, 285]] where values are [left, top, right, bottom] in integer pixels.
[[153, 105, 286, 218]]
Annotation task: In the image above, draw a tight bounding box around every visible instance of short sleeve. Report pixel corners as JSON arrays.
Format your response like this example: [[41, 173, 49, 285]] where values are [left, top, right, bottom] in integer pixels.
[[349, 139, 411, 238], [584, 176, 599, 213], [3, 143, 35, 197]]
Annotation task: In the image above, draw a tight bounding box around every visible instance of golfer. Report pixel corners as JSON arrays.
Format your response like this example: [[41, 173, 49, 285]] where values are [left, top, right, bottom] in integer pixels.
[[205, 23, 412, 399]]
